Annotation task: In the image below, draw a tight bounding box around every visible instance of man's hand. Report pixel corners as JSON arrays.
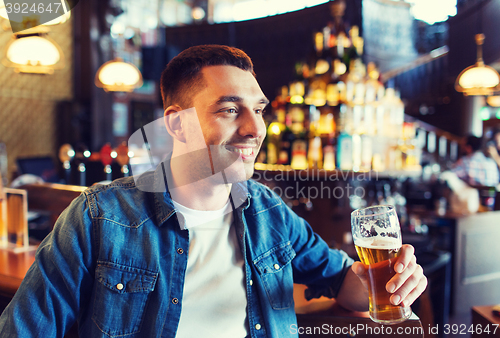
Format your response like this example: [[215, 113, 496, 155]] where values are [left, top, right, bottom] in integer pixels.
[[351, 244, 427, 308], [487, 145, 500, 163]]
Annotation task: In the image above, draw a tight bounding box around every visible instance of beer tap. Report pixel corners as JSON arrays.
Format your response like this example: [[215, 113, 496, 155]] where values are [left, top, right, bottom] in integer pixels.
[[115, 142, 130, 177], [99, 143, 113, 182], [75, 143, 91, 186], [58, 144, 75, 184]]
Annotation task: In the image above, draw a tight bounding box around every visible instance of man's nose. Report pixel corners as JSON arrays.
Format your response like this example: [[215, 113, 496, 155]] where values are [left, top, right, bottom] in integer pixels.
[[238, 109, 265, 139]]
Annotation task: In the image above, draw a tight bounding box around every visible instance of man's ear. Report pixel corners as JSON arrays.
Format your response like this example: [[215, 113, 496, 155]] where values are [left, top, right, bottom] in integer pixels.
[[164, 105, 186, 143]]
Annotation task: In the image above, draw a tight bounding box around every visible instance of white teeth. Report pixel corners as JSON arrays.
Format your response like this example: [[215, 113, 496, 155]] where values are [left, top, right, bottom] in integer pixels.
[[241, 148, 252, 155], [228, 147, 253, 156]]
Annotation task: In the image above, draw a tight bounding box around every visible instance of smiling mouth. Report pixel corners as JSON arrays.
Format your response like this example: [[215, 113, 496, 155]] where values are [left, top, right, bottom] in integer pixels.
[[225, 146, 254, 156]]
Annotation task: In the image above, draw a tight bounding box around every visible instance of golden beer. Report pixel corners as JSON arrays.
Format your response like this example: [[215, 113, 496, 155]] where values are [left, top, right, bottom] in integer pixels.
[[355, 238, 411, 324]]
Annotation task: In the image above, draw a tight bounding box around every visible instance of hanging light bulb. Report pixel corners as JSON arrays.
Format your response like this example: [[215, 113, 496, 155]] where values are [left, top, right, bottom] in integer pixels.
[[455, 34, 500, 96], [2, 34, 64, 74], [95, 58, 143, 92]]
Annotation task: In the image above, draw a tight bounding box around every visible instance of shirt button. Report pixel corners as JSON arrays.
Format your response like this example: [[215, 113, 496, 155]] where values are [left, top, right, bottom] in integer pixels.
[[274, 263, 280, 270], [116, 283, 124, 290], [249, 279, 253, 286], [172, 298, 179, 304], [255, 324, 261, 330], [177, 248, 184, 254]]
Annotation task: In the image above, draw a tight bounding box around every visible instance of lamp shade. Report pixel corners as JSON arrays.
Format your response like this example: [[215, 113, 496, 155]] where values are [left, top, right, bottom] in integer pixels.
[[95, 58, 143, 92], [455, 62, 500, 96], [2, 35, 63, 74], [455, 34, 500, 96]]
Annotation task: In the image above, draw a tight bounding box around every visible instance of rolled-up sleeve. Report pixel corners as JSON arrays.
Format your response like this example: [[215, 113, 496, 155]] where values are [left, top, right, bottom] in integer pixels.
[[283, 202, 354, 300]]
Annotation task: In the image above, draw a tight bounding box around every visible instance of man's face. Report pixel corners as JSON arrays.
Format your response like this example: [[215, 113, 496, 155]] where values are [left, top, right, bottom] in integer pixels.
[[189, 65, 268, 181]]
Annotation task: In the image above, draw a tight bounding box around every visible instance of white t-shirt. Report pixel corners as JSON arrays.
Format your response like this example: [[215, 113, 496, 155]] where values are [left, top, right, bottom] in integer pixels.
[[173, 200, 248, 338]]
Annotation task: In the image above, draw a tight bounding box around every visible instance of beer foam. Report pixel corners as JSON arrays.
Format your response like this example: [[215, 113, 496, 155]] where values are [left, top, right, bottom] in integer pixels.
[[355, 237, 401, 250]]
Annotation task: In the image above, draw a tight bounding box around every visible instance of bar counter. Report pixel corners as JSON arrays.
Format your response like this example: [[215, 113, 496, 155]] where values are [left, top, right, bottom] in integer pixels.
[[0, 249, 36, 299]]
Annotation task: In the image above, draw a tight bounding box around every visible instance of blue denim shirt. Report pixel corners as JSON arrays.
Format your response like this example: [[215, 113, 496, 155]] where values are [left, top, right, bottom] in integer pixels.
[[0, 175, 353, 338]]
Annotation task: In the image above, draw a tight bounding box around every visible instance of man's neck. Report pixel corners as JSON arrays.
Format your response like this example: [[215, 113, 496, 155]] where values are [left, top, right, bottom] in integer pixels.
[[168, 151, 232, 211], [169, 180, 231, 211]]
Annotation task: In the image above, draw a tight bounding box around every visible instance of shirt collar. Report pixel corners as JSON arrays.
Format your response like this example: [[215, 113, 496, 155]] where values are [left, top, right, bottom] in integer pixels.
[[141, 161, 251, 227]]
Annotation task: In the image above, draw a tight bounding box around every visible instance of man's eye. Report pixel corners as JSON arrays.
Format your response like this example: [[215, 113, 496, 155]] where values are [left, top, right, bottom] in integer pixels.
[[256, 107, 268, 115], [222, 108, 237, 114]]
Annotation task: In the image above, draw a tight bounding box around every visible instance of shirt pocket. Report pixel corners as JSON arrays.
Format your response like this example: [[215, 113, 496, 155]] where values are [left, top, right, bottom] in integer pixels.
[[253, 242, 296, 310], [92, 262, 158, 337]]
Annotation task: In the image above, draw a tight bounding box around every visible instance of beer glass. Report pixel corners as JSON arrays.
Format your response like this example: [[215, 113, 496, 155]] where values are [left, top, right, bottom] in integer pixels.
[[351, 205, 411, 325]]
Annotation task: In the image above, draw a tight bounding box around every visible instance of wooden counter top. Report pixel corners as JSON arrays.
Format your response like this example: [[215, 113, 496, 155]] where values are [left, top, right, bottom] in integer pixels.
[[0, 248, 36, 298], [472, 305, 500, 337]]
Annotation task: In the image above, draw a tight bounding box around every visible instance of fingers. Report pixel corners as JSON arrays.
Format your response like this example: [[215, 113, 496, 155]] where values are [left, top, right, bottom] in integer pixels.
[[401, 274, 428, 307], [394, 244, 415, 274], [353, 244, 428, 308], [351, 262, 368, 286], [351, 261, 365, 276], [386, 253, 427, 307]]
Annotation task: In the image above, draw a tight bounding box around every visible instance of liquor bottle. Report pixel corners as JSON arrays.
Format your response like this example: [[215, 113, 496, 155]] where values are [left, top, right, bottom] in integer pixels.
[[308, 137, 323, 169], [290, 139, 308, 170], [307, 106, 320, 169], [323, 145, 336, 170], [352, 133, 361, 171], [266, 124, 280, 165], [326, 83, 340, 106], [266, 86, 286, 164], [337, 131, 353, 171], [288, 103, 308, 170], [315, 106, 336, 170], [278, 126, 293, 166]]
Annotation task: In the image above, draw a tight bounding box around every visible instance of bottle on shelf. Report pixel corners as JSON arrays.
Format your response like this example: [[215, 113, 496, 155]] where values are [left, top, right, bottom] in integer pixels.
[[266, 121, 281, 166], [257, 0, 422, 174], [289, 104, 309, 170], [290, 139, 308, 170], [337, 131, 353, 171], [266, 86, 288, 166]]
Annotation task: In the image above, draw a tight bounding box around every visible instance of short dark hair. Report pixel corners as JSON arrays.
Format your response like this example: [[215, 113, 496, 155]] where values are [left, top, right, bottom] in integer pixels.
[[466, 135, 482, 152], [160, 45, 255, 110]]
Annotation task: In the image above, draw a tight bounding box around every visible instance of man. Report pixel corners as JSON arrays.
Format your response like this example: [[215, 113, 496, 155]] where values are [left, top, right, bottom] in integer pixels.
[[0, 45, 426, 337], [452, 135, 499, 187], [487, 128, 500, 171]]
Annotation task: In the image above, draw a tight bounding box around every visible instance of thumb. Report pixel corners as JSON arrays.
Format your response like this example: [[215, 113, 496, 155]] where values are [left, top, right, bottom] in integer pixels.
[[352, 262, 369, 289]]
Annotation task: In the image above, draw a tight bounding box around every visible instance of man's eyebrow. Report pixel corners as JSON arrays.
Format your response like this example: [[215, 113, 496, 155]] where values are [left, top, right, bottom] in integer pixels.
[[213, 96, 243, 105], [211, 96, 270, 106], [260, 98, 270, 105]]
